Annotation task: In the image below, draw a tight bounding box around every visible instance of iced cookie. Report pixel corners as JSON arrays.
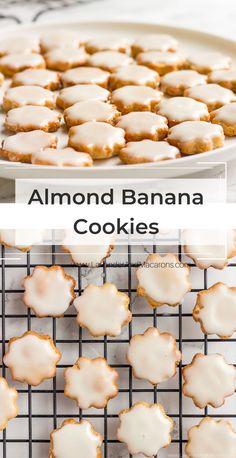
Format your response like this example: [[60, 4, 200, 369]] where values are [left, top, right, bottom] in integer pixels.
[[68, 121, 125, 159], [186, 52, 232, 74], [64, 357, 118, 409], [131, 33, 178, 57], [137, 253, 191, 307], [0, 229, 45, 251], [50, 419, 103, 458], [3, 86, 55, 111], [184, 83, 236, 112], [32, 147, 93, 167], [11, 68, 61, 90], [127, 327, 181, 385], [88, 50, 133, 72], [3, 331, 61, 386], [74, 283, 131, 337], [23, 265, 76, 317], [185, 417, 236, 458], [193, 282, 236, 339], [109, 64, 160, 90], [117, 401, 173, 457], [182, 353, 236, 408], [0, 71, 4, 85], [85, 35, 129, 54], [45, 47, 88, 71], [1, 130, 57, 163], [161, 70, 207, 96], [119, 139, 180, 164], [209, 69, 236, 92], [211, 103, 236, 136], [0, 53, 45, 76], [0, 377, 18, 432], [56, 84, 110, 109], [111, 85, 163, 114], [0, 35, 39, 57], [157, 97, 209, 126], [64, 100, 120, 127], [40, 30, 81, 53], [167, 121, 224, 154], [61, 230, 114, 266], [116, 111, 168, 141], [136, 51, 185, 75], [61, 66, 110, 88], [5, 105, 61, 133]]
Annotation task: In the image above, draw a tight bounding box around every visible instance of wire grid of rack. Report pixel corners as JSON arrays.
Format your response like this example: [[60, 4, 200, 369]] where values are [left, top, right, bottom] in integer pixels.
[[0, 238, 236, 458]]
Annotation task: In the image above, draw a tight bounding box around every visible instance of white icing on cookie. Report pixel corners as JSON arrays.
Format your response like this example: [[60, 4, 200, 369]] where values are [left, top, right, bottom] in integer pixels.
[[0, 35, 39, 56], [109, 64, 159, 89], [3, 331, 61, 386], [0, 53, 45, 75], [157, 97, 209, 123], [211, 103, 236, 124], [64, 357, 118, 409], [61, 66, 110, 87], [32, 147, 93, 167], [0, 377, 18, 432], [5, 105, 61, 132], [12, 69, 60, 90], [111, 85, 163, 113], [132, 34, 178, 53], [187, 52, 232, 72], [57, 84, 110, 109], [88, 50, 133, 72], [161, 70, 207, 92], [116, 111, 168, 140], [120, 140, 180, 164], [61, 230, 114, 266], [209, 69, 236, 87], [0, 228, 45, 251], [138, 51, 183, 64], [182, 353, 236, 408], [3, 86, 55, 111], [1, 130, 57, 162], [40, 31, 80, 52], [117, 402, 173, 457], [168, 120, 223, 142], [64, 100, 119, 126], [74, 283, 131, 337], [185, 84, 236, 109], [127, 327, 181, 385], [85, 35, 128, 53], [45, 47, 88, 71], [0, 72, 3, 85]]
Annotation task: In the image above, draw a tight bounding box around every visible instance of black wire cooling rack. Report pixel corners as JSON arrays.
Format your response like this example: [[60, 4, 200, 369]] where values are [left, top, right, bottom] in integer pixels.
[[0, 239, 236, 458]]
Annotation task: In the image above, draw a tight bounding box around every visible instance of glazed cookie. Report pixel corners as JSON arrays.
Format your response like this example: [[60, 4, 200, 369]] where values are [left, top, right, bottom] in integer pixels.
[[3, 86, 55, 111], [161, 70, 207, 96], [109, 64, 160, 90], [64, 100, 120, 127], [0, 377, 18, 432], [85, 35, 129, 54], [193, 282, 236, 338], [211, 103, 236, 136], [182, 353, 236, 408], [111, 85, 163, 114], [186, 417, 236, 458], [131, 33, 178, 57], [68, 121, 125, 159], [157, 97, 210, 126], [0, 35, 39, 56], [1, 130, 57, 163], [32, 147, 93, 167], [12, 68, 61, 90], [209, 69, 236, 92], [186, 52, 232, 74], [167, 121, 224, 154], [137, 253, 191, 307], [119, 140, 180, 164], [0, 71, 4, 85], [88, 50, 133, 72], [40, 30, 81, 53], [61, 66, 110, 88], [62, 231, 114, 266], [117, 401, 173, 457], [116, 111, 168, 141], [127, 327, 181, 385], [3, 331, 61, 386], [44, 47, 88, 71], [74, 283, 131, 337], [50, 419, 103, 458], [56, 84, 110, 109], [5, 106, 61, 133], [0, 229, 45, 251], [136, 51, 185, 76], [184, 83, 236, 112], [0, 53, 45, 76], [64, 357, 118, 409], [23, 265, 76, 317]]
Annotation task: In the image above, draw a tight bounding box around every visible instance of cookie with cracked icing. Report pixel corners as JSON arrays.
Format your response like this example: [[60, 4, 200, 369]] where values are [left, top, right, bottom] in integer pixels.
[[185, 417, 236, 458], [116, 111, 168, 141], [186, 52, 232, 74], [127, 327, 181, 385], [0, 229, 44, 251], [3, 86, 55, 112], [184, 83, 236, 112], [64, 357, 118, 409], [157, 97, 209, 126], [0, 377, 18, 432], [11, 68, 61, 90], [0, 35, 39, 57], [117, 401, 173, 457], [56, 84, 110, 109], [68, 121, 125, 159], [131, 33, 178, 57], [40, 30, 81, 53], [44, 47, 88, 71], [111, 85, 163, 114], [193, 282, 236, 339], [32, 147, 93, 167], [23, 265, 76, 317], [167, 120, 224, 154], [5, 105, 61, 133], [1, 130, 57, 163], [88, 50, 133, 72], [85, 35, 129, 54], [119, 140, 180, 164], [74, 282, 131, 337], [61, 66, 110, 88], [109, 64, 160, 90], [161, 70, 207, 96], [61, 230, 114, 266], [209, 69, 236, 92], [136, 51, 185, 75], [182, 353, 236, 409], [137, 253, 191, 307], [0, 53, 45, 76], [0, 71, 4, 85], [49, 419, 103, 458], [3, 331, 61, 386], [64, 100, 120, 127], [210, 103, 236, 136]]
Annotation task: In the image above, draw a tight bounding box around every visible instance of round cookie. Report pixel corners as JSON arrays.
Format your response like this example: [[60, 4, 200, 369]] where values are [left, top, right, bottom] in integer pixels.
[[157, 97, 210, 126], [116, 111, 168, 141], [56, 84, 110, 109], [32, 147, 93, 167], [210, 103, 236, 136], [136, 51, 185, 75], [109, 64, 160, 90], [0, 377, 18, 432], [11, 69, 61, 90], [0, 35, 39, 56], [131, 33, 178, 57], [0, 53, 45, 76], [44, 47, 88, 71], [88, 50, 133, 72], [40, 30, 81, 53], [167, 121, 224, 154], [61, 66, 110, 88], [161, 70, 207, 96], [209, 69, 236, 92], [111, 85, 163, 114], [0, 72, 4, 85], [1, 130, 57, 163], [85, 35, 129, 54], [3, 86, 55, 111], [61, 230, 114, 266], [0, 229, 45, 252], [5, 106, 61, 133], [119, 140, 180, 164], [184, 83, 236, 112], [186, 52, 232, 74], [64, 100, 120, 127]]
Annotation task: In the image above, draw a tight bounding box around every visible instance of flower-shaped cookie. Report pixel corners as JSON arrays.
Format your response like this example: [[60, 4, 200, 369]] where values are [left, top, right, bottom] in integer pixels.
[[0, 53, 45, 76], [5, 106, 61, 133], [88, 50, 133, 72], [131, 33, 178, 56], [56, 84, 110, 109], [64, 357, 118, 409], [209, 69, 236, 92], [32, 147, 93, 167], [0, 35, 39, 56], [61, 66, 110, 88], [12, 69, 61, 91], [85, 35, 129, 54], [161, 70, 207, 96], [74, 283, 131, 337], [3, 331, 61, 386], [211, 102, 236, 136], [182, 353, 236, 408], [111, 85, 163, 114], [3, 86, 55, 112], [0, 377, 18, 431], [1, 131, 57, 163], [109, 64, 160, 90], [0, 229, 45, 251], [186, 52, 231, 74], [61, 230, 114, 266], [117, 401, 173, 457], [40, 30, 80, 53]]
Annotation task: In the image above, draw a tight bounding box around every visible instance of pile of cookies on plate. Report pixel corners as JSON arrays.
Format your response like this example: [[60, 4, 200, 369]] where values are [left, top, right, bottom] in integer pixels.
[[0, 229, 236, 457], [0, 31, 236, 166]]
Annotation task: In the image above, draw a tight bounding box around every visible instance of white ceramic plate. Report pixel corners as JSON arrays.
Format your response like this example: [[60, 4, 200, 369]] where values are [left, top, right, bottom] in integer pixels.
[[0, 19, 236, 180]]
